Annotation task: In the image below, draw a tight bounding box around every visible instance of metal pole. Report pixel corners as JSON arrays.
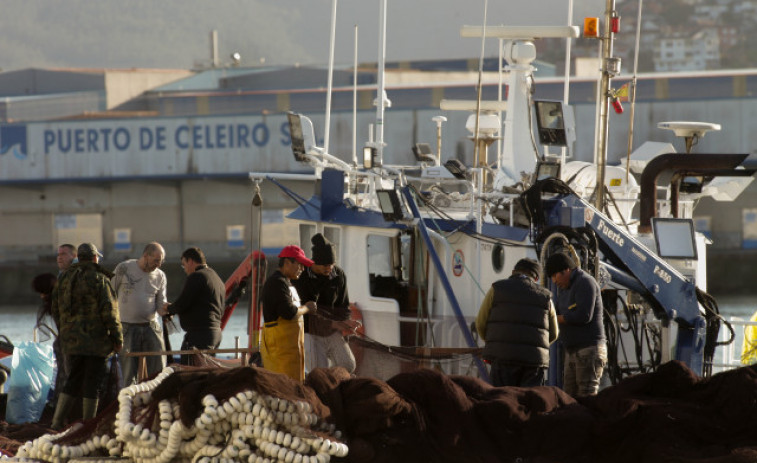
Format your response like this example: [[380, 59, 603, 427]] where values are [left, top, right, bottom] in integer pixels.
[[625, 0, 643, 184], [352, 24, 358, 166], [594, 0, 617, 211], [375, 0, 388, 165], [561, 0, 574, 161], [324, 0, 338, 154], [249, 181, 263, 351], [472, 0, 489, 171]]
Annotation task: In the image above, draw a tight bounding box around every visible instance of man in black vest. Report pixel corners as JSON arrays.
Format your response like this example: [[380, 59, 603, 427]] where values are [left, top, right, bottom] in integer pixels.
[[475, 258, 558, 387]]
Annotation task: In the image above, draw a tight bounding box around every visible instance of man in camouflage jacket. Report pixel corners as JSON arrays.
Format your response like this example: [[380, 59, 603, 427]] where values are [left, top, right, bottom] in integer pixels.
[[50, 243, 122, 430]]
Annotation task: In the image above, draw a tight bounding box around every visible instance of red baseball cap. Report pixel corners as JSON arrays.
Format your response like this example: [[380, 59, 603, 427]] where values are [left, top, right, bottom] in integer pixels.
[[279, 245, 314, 267]]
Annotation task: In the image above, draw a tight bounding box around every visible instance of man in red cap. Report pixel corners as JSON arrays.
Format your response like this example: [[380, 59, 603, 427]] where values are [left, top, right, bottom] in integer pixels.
[[260, 245, 318, 382]]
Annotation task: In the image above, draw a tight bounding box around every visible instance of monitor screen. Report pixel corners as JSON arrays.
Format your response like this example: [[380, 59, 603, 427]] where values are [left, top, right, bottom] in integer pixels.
[[652, 218, 698, 259], [534, 100, 568, 146]]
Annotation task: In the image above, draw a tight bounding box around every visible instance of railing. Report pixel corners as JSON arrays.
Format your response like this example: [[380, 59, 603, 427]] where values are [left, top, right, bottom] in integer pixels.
[[711, 316, 757, 373], [124, 336, 258, 382]]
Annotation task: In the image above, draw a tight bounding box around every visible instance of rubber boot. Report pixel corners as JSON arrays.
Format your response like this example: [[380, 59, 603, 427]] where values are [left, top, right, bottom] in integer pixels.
[[51, 393, 75, 430], [82, 398, 99, 421]]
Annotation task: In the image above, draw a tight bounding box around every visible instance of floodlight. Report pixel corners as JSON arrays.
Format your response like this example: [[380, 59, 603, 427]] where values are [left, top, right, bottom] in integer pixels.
[[444, 159, 468, 180], [534, 159, 562, 181], [412, 143, 436, 164], [363, 146, 378, 169], [287, 112, 318, 163], [377, 189, 404, 221]]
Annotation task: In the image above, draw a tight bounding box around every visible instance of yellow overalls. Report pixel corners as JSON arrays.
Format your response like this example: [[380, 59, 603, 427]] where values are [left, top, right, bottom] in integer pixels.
[[260, 286, 306, 382]]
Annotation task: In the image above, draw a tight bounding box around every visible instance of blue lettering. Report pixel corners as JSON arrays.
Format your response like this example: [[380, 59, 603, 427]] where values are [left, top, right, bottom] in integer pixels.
[[74, 129, 85, 152], [280, 121, 291, 146], [156, 127, 166, 150], [114, 128, 130, 151], [252, 123, 269, 147], [215, 125, 226, 149], [237, 125, 250, 147], [228, 125, 234, 148], [100, 128, 111, 151], [44, 131, 55, 154], [87, 130, 99, 152], [58, 129, 72, 153], [176, 126, 188, 149], [139, 127, 153, 150], [204, 125, 214, 149], [192, 125, 202, 148]]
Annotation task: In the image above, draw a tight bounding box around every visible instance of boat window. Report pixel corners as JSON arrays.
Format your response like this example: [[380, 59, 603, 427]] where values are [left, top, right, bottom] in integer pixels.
[[298, 223, 316, 257], [367, 234, 396, 297], [367, 234, 393, 277]]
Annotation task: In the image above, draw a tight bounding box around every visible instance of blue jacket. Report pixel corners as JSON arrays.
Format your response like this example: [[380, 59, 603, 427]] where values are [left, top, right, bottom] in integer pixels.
[[555, 268, 606, 349]]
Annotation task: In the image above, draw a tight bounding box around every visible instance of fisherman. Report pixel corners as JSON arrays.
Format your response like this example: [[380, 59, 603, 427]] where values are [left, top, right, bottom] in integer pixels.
[[293, 233, 359, 373], [260, 245, 317, 382], [475, 258, 559, 387], [112, 242, 167, 385], [56, 243, 77, 275], [545, 252, 607, 396], [159, 247, 225, 365], [50, 243, 122, 430]]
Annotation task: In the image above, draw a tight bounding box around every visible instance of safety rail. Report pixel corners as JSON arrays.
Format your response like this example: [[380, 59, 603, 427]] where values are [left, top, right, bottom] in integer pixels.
[[124, 342, 258, 382], [711, 316, 757, 373]]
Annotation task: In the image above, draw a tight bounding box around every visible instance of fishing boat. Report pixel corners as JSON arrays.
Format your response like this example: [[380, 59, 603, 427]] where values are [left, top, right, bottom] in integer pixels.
[[4, 2, 757, 462], [261, 0, 756, 385]]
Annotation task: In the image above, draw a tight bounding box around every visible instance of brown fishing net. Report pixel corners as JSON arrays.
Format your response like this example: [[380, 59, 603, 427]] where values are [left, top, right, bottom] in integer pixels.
[[3, 359, 757, 462]]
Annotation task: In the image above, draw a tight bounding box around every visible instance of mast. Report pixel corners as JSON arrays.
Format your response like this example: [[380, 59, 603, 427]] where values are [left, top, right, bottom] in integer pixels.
[[373, 0, 389, 166], [625, 0, 644, 184], [324, 0, 338, 154], [594, 0, 620, 211]]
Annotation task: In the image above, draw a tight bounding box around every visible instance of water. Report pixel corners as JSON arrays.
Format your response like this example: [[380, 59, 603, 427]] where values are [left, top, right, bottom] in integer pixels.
[[3, 296, 755, 348], [0, 304, 255, 352]]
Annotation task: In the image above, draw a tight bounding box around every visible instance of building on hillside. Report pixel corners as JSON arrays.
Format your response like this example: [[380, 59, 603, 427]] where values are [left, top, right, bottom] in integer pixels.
[[653, 29, 720, 72]]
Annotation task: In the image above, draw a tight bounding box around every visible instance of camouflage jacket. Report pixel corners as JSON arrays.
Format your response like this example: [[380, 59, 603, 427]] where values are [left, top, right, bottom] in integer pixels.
[[51, 261, 123, 357]]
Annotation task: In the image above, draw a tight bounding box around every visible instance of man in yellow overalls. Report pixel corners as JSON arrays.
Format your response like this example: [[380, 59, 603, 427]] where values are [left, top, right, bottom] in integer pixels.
[[260, 245, 317, 382]]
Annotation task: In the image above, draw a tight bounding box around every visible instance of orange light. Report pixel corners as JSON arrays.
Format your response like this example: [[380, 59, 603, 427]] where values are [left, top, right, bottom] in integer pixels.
[[584, 17, 599, 38]]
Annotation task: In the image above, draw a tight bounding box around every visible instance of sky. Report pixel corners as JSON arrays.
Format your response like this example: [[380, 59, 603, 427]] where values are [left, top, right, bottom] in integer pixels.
[[0, 0, 607, 71]]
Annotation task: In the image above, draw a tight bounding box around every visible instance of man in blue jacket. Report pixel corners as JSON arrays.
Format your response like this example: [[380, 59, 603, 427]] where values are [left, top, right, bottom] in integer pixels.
[[545, 252, 607, 396]]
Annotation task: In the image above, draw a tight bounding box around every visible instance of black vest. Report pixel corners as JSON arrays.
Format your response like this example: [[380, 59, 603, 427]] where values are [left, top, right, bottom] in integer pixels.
[[483, 275, 552, 367]]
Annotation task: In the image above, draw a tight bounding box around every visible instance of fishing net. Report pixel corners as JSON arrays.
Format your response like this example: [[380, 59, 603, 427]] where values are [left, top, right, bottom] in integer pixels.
[[4, 359, 757, 463]]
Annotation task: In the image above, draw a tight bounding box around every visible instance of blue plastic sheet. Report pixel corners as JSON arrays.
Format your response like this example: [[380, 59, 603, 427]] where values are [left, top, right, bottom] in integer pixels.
[[5, 341, 55, 424]]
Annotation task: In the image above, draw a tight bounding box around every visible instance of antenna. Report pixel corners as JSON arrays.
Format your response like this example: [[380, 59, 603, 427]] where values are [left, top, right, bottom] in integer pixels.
[[657, 121, 721, 154]]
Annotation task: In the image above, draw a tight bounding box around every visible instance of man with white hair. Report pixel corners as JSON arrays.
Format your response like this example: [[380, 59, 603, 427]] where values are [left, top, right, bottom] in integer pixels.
[[112, 242, 167, 385]]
